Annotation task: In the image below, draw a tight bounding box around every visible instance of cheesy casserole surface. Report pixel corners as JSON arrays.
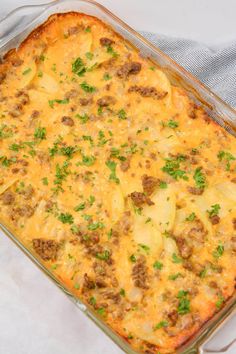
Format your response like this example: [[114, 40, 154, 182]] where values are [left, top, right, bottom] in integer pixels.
[[0, 12, 235, 354]]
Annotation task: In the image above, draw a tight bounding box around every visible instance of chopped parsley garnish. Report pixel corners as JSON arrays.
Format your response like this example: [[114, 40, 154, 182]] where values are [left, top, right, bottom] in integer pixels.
[[213, 243, 224, 259], [167, 119, 179, 129], [58, 212, 74, 224], [82, 135, 94, 146], [85, 26, 91, 32], [153, 261, 163, 270], [193, 167, 206, 189], [159, 181, 167, 189], [217, 150, 235, 171], [96, 250, 110, 260], [118, 109, 127, 120], [9, 143, 24, 151], [85, 52, 94, 60], [0, 124, 13, 139], [71, 224, 80, 234], [216, 294, 225, 309], [42, 177, 48, 185], [103, 73, 112, 81], [48, 98, 69, 108], [106, 45, 119, 58], [172, 253, 183, 264], [107, 229, 113, 239], [81, 155, 96, 166], [74, 202, 86, 211], [186, 212, 196, 221], [80, 81, 96, 93], [153, 321, 168, 330], [130, 254, 136, 263], [89, 296, 96, 306], [97, 307, 105, 316], [22, 68, 32, 75], [162, 156, 188, 181], [0, 156, 15, 167], [97, 106, 103, 116], [169, 272, 182, 280], [74, 283, 80, 289], [207, 204, 221, 217], [105, 160, 120, 184], [76, 113, 89, 124], [53, 160, 70, 192], [120, 288, 126, 297], [88, 195, 95, 206], [72, 57, 86, 76], [88, 222, 104, 231], [177, 290, 190, 315], [139, 244, 150, 252], [34, 127, 46, 140]]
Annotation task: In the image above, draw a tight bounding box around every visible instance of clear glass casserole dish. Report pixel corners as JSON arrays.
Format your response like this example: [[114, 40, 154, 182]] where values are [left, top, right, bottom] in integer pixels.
[[0, 1, 235, 353]]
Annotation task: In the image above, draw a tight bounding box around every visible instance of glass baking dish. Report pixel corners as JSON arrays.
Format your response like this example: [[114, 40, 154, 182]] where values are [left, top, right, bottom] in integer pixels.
[[0, 1, 235, 353]]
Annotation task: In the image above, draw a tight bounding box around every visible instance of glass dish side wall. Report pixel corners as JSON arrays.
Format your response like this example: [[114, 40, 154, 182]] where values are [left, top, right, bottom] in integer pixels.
[[0, 2, 235, 354]]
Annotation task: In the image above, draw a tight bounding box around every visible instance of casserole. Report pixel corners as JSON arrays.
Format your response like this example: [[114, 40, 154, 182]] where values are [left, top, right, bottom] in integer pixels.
[[0, 1, 235, 353]]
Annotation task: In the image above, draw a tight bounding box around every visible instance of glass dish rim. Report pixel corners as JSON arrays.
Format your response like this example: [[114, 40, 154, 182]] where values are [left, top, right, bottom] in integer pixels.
[[0, 1, 235, 353]]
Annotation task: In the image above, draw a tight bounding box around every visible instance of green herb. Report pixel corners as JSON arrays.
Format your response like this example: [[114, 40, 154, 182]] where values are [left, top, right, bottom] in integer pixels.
[[38, 71, 43, 78], [106, 45, 118, 58], [76, 113, 89, 124], [22, 68, 32, 75], [177, 290, 190, 315], [193, 167, 206, 189], [74, 283, 80, 289], [153, 321, 168, 330], [49, 98, 69, 108], [0, 156, 14, 167], [139, 244, 150, 252], [169, 272, 182, 280], [149, 66, 156, 71], [39, 54, 45, 61], [51, 264, 58, 270], [145, 217, 152, 223], [42, 177, 48, 185], [153, 261, 163, 270], [88, 222, 104, 231], [103, 73, 112, 81], [85, 26, 91, 32], [0, 124, 13, 139], [72, 57, 86, 76], [167, 119, 179, 129], [71, 224, 80, 234], [162, 156, 188, 181], [60, 146, 77, 158], [89, 296, 96, 306], [106, 160, 120, 184], [172, 253, 183, 264], [85, 52, 94, 60], [74, 202, 86, 211], [216, 294, 225, 309], [80, 81, 96, 93], [217, 150, 235, 171], [130, 254, 136, 263], [88, 195, 95, 206], [199, 268, 207, 278], [97, 106, 103, 115], [34, 127, 46, 140], [186, 212, 196, 221], [9, 143, 24, 151], [53, 161, 69, 191], [118, 109, 127, 120], [159, 181, 168, 189], [213, 243, 224, 259], [207, 204, 221, 217], [82, 135, 94, 146], [107, 229, 113, 239], [98, 130, 109, 146], [97, 307, 105, 316], [120, 288, 126, 297], [81, 155, 96, 166], [58, 212, 74, 224], [96, 250, 110, 261]]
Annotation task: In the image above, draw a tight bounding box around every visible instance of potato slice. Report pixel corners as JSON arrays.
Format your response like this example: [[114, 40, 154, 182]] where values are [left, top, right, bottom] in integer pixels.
[[111, 186, 125, 222], [133, 215, 163, 257], [215, 181, 236, 203], [142, 186, 176, 232], [36, 73, 59, 94], [19, 60, 36, 88]]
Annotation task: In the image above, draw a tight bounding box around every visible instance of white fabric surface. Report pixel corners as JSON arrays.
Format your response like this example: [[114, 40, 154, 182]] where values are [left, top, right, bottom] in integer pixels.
[[0, 1, 235, 354]]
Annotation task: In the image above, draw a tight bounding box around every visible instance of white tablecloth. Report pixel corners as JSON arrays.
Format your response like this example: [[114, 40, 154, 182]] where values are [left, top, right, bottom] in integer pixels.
[[0, 1, 235, 353]]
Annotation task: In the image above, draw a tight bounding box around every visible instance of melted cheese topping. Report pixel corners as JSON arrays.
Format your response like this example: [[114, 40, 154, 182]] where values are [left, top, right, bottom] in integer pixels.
[[0, 13, 235, 354]]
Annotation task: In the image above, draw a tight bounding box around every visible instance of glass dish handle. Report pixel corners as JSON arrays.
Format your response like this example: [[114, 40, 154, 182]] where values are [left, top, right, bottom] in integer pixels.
[[200, 313, 236, 354], [0, 2, 51, 48]]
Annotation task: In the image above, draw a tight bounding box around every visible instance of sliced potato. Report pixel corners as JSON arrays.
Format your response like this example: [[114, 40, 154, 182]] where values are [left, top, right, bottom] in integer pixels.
[[111, 186, 125, 222], [36, 73, 59, 94], [19, 60, 36, 88], [215, 181, 236, 203], [133, 215, 163, 257], [142, 186, 176, 232]]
